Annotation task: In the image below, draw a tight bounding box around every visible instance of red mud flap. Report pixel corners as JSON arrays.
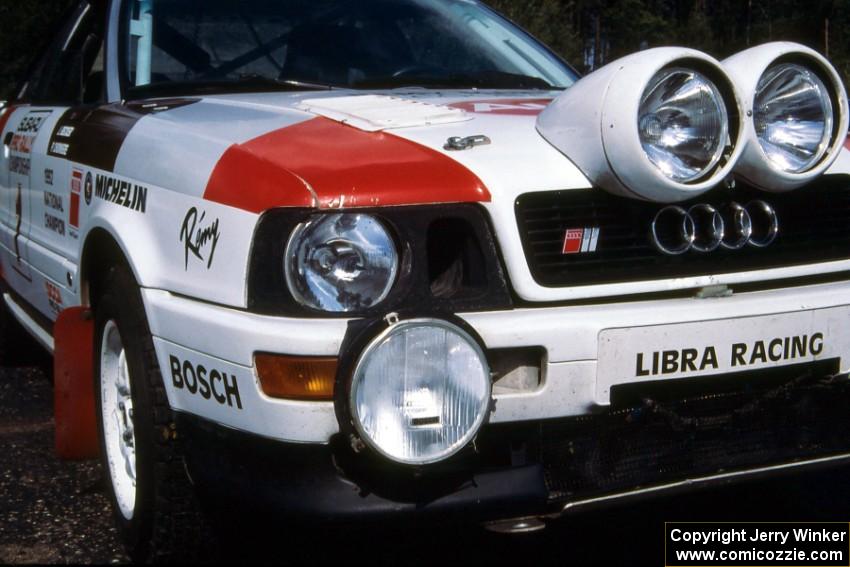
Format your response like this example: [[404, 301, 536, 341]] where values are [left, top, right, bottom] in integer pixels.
[[54, 307, 99, 460]]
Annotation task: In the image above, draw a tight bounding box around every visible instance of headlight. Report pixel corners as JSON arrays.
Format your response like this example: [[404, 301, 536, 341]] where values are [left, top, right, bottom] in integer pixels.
[[639, 68, 729, 183], [350, 319, 491, 465], [285, 213, 398, 312], [754, 63, 833, 173]]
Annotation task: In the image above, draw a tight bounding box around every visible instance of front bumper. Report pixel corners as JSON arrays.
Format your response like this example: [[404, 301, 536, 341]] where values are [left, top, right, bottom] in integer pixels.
[[142, 278, 850, 520], [180, 363, 850, 522], [179, 414, 549, 522], [142, 279, 850, 444]]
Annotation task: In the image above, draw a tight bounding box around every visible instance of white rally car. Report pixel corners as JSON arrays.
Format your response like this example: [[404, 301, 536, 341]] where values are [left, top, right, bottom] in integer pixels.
[[2, 0, 850, 561]]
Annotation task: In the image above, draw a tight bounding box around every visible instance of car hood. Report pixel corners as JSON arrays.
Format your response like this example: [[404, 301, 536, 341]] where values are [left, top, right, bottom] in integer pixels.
[[113, 90, 593, 211]]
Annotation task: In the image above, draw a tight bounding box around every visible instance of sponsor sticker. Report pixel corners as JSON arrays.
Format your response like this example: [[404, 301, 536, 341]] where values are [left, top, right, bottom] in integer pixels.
[[50, 142, 69, 156], [168, 354, 243, 410], [562, 227, 599, 254], [448, 98, 553, 115], [595, 308, 850, 403], [45, 281, 63, 314], [93, 173, 148, 213], [9, 110, 51, 177], [180, 207, 221, 270], [84, 172, 93, 205], [69, 169, 82, 230]]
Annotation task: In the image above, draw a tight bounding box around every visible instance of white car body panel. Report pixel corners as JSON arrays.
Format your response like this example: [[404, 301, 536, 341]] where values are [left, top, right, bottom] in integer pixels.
[[1, 39, 849, 446]]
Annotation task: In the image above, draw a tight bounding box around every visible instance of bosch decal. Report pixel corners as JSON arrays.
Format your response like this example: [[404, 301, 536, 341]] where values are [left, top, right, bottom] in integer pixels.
[[169, 355, 243, 410], [179, 207, 221, 270]]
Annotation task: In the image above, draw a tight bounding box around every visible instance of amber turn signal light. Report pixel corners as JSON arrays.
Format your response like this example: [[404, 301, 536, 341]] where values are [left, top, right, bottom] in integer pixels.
[[255, 354, 337, 401]]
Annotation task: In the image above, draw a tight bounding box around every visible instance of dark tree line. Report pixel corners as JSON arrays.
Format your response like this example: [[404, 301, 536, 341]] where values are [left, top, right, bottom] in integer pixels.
[[489, 0, 849, 82], [0, 1, 72, 99], [1, 0, 848, 99]]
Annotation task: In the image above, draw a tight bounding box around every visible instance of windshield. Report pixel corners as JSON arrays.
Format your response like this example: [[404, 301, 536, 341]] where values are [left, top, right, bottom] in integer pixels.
[[121, 0, 577, 96]]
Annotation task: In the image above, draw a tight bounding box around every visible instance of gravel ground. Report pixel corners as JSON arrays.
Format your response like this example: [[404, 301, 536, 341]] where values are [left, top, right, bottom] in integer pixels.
[[0, 365, 127, 565], [1, 355, 849, 565]]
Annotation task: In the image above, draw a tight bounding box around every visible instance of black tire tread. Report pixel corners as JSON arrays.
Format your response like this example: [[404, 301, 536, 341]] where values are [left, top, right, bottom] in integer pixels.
[[97, 264, 212, 563]]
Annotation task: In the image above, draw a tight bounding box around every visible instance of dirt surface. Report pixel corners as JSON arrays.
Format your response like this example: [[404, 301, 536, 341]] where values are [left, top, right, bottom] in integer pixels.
[[0, 366, 127, 565], [1, 355, 849, 565]]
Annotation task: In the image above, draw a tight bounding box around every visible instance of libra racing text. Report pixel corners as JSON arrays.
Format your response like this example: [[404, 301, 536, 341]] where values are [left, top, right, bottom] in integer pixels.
[[636, 333, 824, 377]]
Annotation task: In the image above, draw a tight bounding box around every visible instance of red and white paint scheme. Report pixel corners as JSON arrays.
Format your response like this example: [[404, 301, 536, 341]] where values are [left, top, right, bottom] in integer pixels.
[[2, 0, 850, 559]]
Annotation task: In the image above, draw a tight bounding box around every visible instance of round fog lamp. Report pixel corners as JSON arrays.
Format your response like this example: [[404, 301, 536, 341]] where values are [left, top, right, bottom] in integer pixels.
[[350, 320, 491, 465]]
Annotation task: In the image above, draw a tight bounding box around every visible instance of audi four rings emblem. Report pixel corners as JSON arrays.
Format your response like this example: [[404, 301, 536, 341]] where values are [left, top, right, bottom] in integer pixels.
[[650, 201, 779, 256]]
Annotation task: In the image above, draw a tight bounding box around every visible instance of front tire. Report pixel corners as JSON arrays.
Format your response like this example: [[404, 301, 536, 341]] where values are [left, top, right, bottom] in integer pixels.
[[94, 264, 208, 562]]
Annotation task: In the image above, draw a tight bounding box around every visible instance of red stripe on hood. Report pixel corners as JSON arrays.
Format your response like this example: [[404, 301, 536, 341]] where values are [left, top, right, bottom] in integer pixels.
[[204, 117, 490, 213]]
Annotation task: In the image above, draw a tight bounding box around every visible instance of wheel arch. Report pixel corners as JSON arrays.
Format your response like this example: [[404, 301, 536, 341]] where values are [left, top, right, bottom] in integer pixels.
[[80, 225, 139, 309]]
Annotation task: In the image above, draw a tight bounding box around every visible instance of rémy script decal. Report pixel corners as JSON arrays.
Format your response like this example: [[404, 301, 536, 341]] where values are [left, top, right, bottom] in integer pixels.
[[180, 207, 221, 270]]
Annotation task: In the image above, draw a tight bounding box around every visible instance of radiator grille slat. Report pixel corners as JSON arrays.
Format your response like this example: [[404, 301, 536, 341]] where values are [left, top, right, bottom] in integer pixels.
[[539, 365, 850, 502], [515, 176, 850, 288]]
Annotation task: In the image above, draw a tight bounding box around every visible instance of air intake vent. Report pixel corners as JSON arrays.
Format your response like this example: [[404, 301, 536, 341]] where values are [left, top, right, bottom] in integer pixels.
[[515, 175, 850, 288]]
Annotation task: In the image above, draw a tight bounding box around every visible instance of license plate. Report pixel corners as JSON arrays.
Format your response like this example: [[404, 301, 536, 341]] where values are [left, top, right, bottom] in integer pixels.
[[596, 307, 850, 403]]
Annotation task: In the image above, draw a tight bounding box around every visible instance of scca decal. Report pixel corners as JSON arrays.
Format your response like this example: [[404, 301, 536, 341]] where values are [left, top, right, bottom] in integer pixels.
[[180, 207, 221, 270], [169, 355, 242, 410], [94, 174, 148, 213]]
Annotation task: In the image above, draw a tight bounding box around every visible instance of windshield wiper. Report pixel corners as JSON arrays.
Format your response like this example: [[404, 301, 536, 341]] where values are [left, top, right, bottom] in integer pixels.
[[354, 70, 557, 90], [232, 74, 336, 91], [127, 75, 335, 98]]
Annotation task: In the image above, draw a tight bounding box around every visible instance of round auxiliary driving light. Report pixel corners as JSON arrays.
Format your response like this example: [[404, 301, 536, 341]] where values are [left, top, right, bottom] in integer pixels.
[[639, 67, 729, 183], [350, 319, 491, 465], [754, 63, 834, 174]]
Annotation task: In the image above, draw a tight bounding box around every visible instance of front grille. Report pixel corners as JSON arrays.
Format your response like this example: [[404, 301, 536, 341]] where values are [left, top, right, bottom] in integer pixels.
[[516, 175, 850, 288], [537, 361, 850, 502]]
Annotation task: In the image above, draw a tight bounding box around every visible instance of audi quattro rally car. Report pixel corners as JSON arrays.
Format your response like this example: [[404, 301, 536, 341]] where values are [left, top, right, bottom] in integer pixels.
[[2, 0, 850, 560]]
